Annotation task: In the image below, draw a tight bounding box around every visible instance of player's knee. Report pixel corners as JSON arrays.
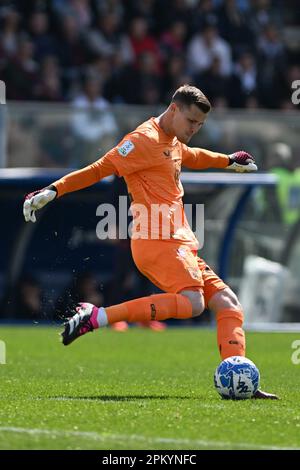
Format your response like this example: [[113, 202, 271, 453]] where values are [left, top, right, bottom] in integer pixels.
[[224, 290, 243, 311], [180, 290, 205, 317], [209, 288, 242, 313]]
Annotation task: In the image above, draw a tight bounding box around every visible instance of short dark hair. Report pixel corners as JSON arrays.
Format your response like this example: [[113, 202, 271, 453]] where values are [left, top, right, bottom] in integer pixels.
[[171, 85, 211, 113]]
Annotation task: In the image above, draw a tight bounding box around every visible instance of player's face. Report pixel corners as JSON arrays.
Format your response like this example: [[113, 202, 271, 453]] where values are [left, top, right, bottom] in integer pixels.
[[172, 103, 207, 144]]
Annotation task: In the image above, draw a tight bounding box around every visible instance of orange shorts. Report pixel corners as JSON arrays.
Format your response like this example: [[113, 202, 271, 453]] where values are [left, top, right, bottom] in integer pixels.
[[131, 239, 228, 307]]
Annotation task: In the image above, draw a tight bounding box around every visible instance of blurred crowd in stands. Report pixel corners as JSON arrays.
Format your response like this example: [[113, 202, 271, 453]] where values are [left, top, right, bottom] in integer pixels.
[[0, 0, 299, 110]]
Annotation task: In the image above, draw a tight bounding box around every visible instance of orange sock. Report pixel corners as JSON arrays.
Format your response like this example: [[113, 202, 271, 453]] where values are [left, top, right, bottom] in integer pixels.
[[105, 293, 193, 324], [216, 308, 246, 359]]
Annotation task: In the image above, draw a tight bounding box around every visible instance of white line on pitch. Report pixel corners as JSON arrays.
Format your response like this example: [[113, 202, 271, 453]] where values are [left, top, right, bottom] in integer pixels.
[[0, 427, 298, 450]]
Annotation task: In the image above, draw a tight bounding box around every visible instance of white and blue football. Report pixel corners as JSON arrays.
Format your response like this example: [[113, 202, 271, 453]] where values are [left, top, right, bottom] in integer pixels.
[[214, 356, 260, 399]]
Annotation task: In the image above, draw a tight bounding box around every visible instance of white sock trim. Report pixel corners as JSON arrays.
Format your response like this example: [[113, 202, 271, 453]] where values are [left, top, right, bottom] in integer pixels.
[[97, 307, 108, 327]]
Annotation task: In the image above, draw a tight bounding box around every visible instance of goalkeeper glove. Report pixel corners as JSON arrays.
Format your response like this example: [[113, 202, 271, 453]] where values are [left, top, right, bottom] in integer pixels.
[[227, 151, 257, 172], [23, 185, 57, 223]]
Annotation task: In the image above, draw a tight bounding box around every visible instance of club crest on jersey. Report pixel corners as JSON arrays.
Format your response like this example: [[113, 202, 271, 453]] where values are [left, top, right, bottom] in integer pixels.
[[117, 140, 135, 157], [163, 149, 172, 158]]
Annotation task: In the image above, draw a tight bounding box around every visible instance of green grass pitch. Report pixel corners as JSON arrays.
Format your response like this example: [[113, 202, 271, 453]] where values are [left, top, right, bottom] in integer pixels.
[[0, 326, 299, 450]]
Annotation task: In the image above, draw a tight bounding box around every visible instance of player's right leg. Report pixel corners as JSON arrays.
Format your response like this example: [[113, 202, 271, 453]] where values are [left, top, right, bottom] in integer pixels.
[[61, 240, 205, 345], [61, 289, 204, 346]]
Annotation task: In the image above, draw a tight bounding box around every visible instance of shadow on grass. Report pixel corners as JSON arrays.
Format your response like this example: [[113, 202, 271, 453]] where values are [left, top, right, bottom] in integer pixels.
[[49, 395, 202, 401]]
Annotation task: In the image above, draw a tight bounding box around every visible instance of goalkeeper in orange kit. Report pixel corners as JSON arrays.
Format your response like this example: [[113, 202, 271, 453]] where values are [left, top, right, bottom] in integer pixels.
[[23, 85, 277, 399]]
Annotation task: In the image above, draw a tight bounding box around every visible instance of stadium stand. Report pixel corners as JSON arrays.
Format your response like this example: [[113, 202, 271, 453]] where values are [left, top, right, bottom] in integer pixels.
[[0, 0, 299, 109]]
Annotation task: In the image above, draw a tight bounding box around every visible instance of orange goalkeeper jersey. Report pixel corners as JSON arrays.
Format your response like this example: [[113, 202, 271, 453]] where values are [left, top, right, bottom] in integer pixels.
[[53, 117, 229, 248]]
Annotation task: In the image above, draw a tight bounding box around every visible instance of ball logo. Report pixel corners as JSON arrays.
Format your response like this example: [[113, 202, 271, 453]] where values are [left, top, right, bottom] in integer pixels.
[[236, 376, 250, 393]]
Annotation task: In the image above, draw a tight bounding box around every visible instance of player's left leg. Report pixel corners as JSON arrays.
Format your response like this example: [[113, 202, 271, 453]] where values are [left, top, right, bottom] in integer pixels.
[[196, 260, 244, 359], [207, 286, 278, 399], [208, 288, 245, 359], [198, 259, 278, 399]]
